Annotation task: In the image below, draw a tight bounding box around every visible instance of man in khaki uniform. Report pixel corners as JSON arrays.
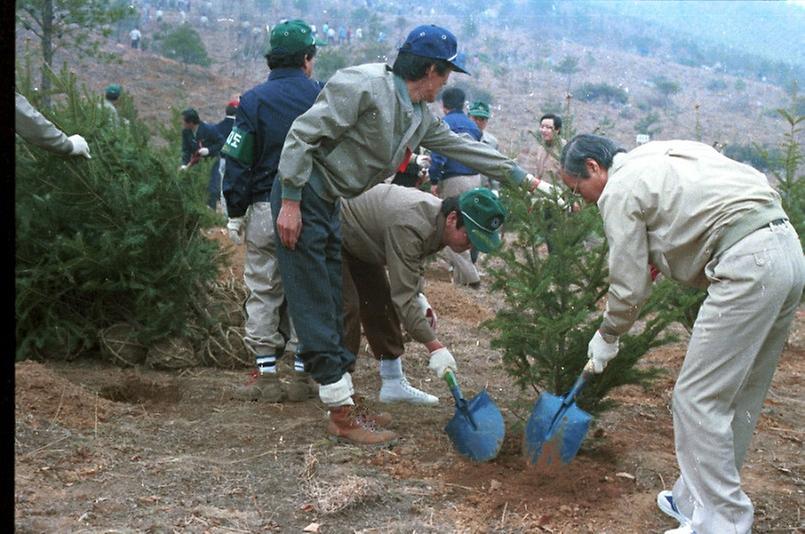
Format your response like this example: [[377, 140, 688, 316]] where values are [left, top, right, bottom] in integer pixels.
[[560, 134, 805, 534], [272, 24, 556, 446], [341, 185, 505, 406]]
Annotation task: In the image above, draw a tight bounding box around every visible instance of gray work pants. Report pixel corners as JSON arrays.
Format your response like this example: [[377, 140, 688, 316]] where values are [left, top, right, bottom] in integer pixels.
[[672, 220, 804, 534], [243, 202, 297, 356], [438, 174, 482, 285]]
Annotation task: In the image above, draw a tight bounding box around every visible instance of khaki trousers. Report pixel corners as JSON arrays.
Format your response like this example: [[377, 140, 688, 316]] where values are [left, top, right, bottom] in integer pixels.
[[671, 220, 804, 534], [243, 202, 297, 356], [438, 174, 482, 285], [341, 248, 404, 360]]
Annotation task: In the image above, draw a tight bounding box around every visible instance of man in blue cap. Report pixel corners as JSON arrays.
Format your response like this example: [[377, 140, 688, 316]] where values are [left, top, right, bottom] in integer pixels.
[[222, 19, 323, 404], [271, 24, 561, 446]]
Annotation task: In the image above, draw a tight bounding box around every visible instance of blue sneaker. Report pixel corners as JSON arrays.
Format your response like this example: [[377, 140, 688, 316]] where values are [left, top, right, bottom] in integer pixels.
[[657, 490, 691, 525]]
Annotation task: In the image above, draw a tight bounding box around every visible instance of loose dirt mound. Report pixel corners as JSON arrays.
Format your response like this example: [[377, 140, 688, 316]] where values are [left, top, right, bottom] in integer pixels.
[[15, 361, 122, 430], [425, 279, 495, 326]]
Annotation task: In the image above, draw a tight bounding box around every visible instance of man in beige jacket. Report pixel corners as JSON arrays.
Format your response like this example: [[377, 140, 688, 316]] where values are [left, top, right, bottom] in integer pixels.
[[15, 92, 91, 158], [560, 134, 804, 534], [271, 24, 557, 445], [341, 185, 505, 406]]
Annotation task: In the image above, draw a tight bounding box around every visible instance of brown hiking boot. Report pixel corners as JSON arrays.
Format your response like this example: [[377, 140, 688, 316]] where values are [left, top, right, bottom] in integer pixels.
[[233, 372, 285, 402], [326, 405, 398, 446], [285, 372, 317, 402], [352, 395, 393, 427]]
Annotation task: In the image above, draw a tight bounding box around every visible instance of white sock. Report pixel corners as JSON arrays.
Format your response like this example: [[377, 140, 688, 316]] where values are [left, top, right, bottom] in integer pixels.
[[256, 354, 277, 375], [294, 354, 305, 373], [379, 358, 403, 380]]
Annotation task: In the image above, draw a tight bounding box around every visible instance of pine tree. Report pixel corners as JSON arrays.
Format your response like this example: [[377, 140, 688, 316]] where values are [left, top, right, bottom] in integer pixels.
[[484, 187, 693, 414], [15, 65, 221, 360]]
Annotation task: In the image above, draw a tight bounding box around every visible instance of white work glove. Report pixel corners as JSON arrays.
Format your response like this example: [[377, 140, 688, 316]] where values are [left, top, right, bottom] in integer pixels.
[[226, 217, 244, 245], [587, 331, 619, 374], [197, 147, 210, 157], [415, 153, 431, 169], [428, 347, 456, 379], [178, 164, 188, 172], [526, 173, 567, 209], [68, 134, 91, 159], [416, 292, 437, 330]]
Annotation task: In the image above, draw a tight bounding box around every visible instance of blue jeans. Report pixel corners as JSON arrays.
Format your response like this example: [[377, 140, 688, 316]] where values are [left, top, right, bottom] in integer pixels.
[[270, 179, 356, 385]]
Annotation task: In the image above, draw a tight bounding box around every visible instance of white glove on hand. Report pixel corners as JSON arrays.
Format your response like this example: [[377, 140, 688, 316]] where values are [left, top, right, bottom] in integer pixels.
[[526, 173, 567, 209], [178, 164, 188, 172], [587, 331, 619, 374], [416, 292, 437, 330], [226, 217, 244, 245], [415, 154, 431, 169], [68, 134, 91, 159], [198, 147, 210, 157], [428, 347, 456, 379]]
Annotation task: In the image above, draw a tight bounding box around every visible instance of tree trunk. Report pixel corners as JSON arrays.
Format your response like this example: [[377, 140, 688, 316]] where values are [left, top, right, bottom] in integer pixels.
[[41, 0, 54, 108]]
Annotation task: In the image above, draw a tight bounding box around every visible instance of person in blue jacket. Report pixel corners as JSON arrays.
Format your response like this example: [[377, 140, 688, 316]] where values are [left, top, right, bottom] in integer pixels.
[[222, 19, 323, 403], [206, 100, 238, 210], [428, 87, 484, 287], [179, 108, 223, 171]]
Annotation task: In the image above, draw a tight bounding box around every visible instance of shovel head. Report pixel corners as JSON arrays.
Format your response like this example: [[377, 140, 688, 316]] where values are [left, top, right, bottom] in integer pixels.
[[524, 390, 592, 466], [445, 388, 505, 462]]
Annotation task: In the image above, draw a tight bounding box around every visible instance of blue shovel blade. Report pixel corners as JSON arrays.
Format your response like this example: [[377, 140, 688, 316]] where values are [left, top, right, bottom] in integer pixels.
[[524, 392, 592, 466], [445, 388, 505, 462]]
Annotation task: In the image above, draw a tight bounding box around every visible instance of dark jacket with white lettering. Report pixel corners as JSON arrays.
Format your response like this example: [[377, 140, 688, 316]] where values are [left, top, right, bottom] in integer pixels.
[[222, 68, 323, 218]]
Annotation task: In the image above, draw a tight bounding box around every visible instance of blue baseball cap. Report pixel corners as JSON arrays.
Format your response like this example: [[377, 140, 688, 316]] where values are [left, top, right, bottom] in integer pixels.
[[399, 25, 469, 75]]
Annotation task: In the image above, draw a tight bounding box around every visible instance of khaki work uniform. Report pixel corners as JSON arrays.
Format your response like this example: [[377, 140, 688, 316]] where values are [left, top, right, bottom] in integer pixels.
[[340, 184, 443, 359], [598, 140, 804, 534]]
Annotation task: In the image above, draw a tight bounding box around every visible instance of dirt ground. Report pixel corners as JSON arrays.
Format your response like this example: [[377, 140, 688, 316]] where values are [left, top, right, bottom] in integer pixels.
[[14, 238, 805, 533]]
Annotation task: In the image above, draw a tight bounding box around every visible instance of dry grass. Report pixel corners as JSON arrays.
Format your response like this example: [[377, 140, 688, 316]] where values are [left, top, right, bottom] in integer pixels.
[[299, 446, 383, 515]]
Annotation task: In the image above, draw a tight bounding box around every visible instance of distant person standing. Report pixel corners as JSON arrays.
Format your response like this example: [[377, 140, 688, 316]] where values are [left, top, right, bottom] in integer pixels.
[[206, 100, 238, 210], [102, 84, 122, 124], [429, 87, 483, 288], [468, 100, 500, 195], [130, 27, 142, 49], [528, 113, 565, 185]]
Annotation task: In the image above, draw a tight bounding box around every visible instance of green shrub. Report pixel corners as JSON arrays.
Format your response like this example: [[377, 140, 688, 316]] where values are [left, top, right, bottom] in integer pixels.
[[575, 82, 629, 105], [156, 24, 211, 66], [15, 67, 221, 360]]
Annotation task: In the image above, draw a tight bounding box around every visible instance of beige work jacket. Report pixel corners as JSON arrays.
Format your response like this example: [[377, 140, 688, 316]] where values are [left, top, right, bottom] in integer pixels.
[[340, 184, 445, 344], [599, 140, 786, 336]]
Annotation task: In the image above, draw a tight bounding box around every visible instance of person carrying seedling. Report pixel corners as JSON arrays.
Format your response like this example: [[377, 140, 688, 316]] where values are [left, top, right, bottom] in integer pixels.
[[271, 24, 560, 446], [179, 108, 223, 172], [340, 184, 506, 406], [559, 134, 804, 534]]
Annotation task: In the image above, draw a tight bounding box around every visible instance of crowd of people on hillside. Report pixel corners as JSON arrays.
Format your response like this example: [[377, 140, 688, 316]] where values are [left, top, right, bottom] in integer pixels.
[[15, 15, 804, 534]]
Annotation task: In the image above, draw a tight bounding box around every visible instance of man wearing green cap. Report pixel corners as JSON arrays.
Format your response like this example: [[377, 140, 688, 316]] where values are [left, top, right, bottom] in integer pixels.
[[103, 84, 122, 124], [271, 24, 560, 446], [468, 100, 500, 195], [340, 184, 506, 407], [222, 19, 323, 405]]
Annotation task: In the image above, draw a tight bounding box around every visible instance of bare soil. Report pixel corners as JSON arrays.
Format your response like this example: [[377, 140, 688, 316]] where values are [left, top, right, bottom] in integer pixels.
[[15, 245, 805, 533]]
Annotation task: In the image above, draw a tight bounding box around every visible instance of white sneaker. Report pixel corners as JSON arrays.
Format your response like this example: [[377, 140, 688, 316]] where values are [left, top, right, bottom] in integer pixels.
[[657, 490, 691, 525], [664, 525, 694, 534], [379, 377, 439, 406]]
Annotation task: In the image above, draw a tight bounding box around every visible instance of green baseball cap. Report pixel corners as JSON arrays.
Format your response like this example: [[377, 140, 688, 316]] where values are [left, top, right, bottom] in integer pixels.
[[468, 101, 491, 118], [459, 188, 506, 253], [105, 84, 122, 99], [268, 19, 318, 55]]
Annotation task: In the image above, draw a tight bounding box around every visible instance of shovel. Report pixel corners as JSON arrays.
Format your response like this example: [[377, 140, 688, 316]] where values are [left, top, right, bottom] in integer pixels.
[[443, 370, 505, 462], [524, 362, 594, 467]]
